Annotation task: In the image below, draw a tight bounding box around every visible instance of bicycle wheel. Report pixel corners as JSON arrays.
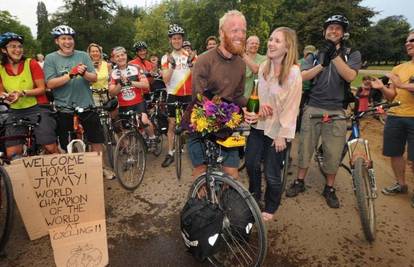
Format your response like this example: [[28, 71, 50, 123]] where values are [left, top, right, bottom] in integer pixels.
[[280, 143, 292, 194], [114, 131, 146, 191], [0, 167, 14, 253], [353, 157, 376, 242], [174, 133, 182, 180], [102, 123, 116, 168], [188, 173, 267, 267], [315, 144, 327, 178]]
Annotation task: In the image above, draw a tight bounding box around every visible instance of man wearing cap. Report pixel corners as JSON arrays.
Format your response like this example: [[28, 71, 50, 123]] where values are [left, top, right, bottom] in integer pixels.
[[286, 15, 362, 208]]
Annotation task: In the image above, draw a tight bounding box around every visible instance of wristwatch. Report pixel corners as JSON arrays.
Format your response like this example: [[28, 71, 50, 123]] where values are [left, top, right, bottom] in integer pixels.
[[21, 90, 27, 97]]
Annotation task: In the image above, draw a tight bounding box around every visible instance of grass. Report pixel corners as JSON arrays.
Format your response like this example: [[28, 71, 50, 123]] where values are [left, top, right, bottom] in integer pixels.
[[366, 65, 393, 71], [351, 73, 382, 88]]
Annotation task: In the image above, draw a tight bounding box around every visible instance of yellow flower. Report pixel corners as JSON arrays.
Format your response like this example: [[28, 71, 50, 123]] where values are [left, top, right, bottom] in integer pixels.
[[196, 117, 209, 132], [225, 113, 242, 129]]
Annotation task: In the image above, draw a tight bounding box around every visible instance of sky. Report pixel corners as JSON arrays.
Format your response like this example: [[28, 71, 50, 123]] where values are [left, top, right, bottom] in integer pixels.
[[0, 0, 413, 37]]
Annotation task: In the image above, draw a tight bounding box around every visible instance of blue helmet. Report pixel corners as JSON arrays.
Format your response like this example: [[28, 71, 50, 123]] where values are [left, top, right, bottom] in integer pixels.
[[0, 32, 24, 48]]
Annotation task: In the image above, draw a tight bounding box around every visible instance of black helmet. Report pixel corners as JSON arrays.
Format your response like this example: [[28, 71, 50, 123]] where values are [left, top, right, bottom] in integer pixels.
[[168, 24, 185, 37], [0, 32, 24, 48], [323, 15, 349, 32], [133, 41, 148, 51], [50, 25, 76, 38]]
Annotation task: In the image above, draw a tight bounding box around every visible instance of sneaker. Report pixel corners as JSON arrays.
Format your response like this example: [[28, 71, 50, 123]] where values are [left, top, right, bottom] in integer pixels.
[[381, 183, 408, 195], [148, 138, 158, 151], [322, 186, 340, 208], [161, 154, 174, 167], [285, 179, 305, 197]]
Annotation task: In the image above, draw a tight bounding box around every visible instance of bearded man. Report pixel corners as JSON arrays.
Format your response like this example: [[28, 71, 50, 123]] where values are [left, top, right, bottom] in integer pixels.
[[190, 10, 249, 179]]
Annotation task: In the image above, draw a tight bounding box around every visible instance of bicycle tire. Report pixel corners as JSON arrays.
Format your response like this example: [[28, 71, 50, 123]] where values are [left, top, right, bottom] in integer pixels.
[[188, 173, 267, 267], [114, 131, 146, 191], [0, 167, 14, 253], [280, 143, 292, 194], [315, 144, 328, 178], [353, 157, 376, 242], [174, 133, 182, 180], [102, 123, 115, 168]]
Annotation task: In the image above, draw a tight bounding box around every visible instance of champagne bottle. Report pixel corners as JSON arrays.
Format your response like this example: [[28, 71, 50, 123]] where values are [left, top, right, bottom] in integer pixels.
[[247, 79, 259, 113]]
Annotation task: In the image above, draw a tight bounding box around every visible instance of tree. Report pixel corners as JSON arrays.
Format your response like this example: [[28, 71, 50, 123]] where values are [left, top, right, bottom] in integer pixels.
[[36, 1, 53, 54], [0, 11, 38, 57]]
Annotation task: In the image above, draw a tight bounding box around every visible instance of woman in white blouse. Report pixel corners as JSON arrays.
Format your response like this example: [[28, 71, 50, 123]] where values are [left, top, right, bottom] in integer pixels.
[[244, 27, 302, 221]]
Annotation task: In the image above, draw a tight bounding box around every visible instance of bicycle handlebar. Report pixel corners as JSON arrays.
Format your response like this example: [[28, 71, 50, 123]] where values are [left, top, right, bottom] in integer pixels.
[[309, 101, 400, 120]]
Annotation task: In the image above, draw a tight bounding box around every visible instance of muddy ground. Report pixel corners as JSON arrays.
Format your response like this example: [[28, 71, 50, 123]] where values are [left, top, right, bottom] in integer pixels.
[[1, 117, 414, 267]]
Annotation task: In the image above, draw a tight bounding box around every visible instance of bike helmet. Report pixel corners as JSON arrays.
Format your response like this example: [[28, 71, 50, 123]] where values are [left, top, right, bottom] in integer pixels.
[[183, 41, 192, 48], [0, 32, 24, 48], [50, 25, 76, 38], [323, 15, 349, 32], [168, 24, 185, 37], [133, 41, 148, 51]]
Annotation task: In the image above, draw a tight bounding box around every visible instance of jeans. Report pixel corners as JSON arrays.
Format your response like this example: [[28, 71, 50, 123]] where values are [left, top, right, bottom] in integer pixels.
[[245, 127, 285, 214]]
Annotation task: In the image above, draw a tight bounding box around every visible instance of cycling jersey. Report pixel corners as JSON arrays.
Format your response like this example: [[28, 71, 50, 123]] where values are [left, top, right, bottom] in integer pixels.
[[109, 64, 148, 107], [129, 58, 153, 95], [161, 50, 194, 96]]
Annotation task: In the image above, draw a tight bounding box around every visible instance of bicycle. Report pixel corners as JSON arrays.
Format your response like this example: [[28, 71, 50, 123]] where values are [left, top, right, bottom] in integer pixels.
[[311, 101, 400, 242], [0, 112, 41, 254], [187, 130, 267, 266], [113, 110, 151, 190], [167, 101, 190, 180]]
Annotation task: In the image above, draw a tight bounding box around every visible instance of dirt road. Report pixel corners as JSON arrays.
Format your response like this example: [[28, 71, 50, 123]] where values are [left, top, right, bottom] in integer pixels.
[[1, 117, 414, 267]]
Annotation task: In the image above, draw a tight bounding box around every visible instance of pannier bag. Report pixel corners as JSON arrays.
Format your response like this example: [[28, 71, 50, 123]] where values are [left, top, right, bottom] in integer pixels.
[[180, 197, 224, 262]]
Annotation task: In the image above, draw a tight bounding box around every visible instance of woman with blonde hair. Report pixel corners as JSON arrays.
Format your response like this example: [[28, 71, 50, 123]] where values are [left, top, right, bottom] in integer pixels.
[[244, 27, 302, 221], [87, 43, 111, 105]]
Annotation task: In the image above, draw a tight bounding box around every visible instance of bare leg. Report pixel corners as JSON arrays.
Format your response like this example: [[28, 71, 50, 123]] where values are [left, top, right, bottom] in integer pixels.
[[391, 156, 406, 185]]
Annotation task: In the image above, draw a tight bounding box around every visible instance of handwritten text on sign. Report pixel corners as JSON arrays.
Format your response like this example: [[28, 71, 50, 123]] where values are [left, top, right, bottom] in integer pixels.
[[22, 154, 88, 227]]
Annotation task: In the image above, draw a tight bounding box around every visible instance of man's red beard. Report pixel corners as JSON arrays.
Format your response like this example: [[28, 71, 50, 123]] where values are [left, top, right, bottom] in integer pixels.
[[223, 31, 245, 56]]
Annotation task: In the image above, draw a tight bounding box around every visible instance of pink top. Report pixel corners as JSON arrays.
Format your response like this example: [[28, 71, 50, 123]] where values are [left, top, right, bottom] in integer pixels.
[[255, 62, 302, 140]]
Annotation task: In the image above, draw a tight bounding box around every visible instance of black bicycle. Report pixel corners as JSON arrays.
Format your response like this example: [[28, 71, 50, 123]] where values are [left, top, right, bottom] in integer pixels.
[[0, 111, 42, 254], [312, 101, 399, 242], [187, 130, 267, 266]]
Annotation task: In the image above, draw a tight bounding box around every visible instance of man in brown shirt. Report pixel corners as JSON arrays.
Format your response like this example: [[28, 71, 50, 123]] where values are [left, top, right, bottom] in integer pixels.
[[190, 10, 248, 179]]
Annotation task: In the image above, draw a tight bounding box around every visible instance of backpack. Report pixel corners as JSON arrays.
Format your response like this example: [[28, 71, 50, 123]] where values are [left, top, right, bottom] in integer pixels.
[[312, 46, 355, 109], [180, 197, 224, 262]]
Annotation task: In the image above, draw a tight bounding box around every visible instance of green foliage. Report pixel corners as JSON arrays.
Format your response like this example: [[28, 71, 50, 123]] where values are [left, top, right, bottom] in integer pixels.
[[0, 11, 38, 57]]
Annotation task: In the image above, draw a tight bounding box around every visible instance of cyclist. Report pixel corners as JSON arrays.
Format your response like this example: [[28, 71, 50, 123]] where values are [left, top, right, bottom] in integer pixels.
[[129, 41, 154, 102], [44, 25, 105, 155], [160, 24, 195, 167], [191, 10, 248, 179], [0, 32, 58, 157], [87, 43, 112, 105], [286, 15, 362, 208], [371, 31, 414, 207], [182, 40, 193, 54], [108, 46, 157, 148]]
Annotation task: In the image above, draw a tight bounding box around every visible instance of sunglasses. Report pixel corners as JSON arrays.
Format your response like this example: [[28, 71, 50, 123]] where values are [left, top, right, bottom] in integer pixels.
[[407, 39, 414, 43]]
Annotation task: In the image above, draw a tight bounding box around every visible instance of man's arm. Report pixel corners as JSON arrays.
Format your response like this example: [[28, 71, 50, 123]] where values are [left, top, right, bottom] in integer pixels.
[[331, 56, 357, 82], [191, 57, 209, 100], [242, 54, 260, 75], [302, 64, 324, 81]]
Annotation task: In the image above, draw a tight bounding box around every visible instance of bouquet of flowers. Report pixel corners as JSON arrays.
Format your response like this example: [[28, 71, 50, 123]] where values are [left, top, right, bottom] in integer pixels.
[[189, 94, 242, 138]]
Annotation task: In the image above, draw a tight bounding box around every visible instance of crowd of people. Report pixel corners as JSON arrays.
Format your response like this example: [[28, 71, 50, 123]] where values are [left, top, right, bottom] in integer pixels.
[[0, 9, 413, 225]]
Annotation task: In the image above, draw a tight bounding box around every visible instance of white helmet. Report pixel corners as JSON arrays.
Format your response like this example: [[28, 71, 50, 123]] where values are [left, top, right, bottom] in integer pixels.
[[51, 25, 76, 38]]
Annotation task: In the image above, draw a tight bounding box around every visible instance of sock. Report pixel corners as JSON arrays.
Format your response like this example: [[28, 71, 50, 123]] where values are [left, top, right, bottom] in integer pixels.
[[149, 135, 156, 139], [168, 150, 174, 156]]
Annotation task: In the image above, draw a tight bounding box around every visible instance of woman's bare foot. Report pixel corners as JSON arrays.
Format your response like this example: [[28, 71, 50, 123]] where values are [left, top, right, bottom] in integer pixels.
[[262, 212, 274, 221]]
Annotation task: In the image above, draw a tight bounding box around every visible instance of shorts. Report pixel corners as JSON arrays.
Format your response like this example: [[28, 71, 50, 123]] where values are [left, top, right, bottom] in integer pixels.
[[166, 94, 192, 118], [118, 102, 146, 117], [383, 116, 414, 161], [187, 133, 239, 168], [56, 110, 104, 151], [5, 105, 57, 148], [298, 105, 347, 174]]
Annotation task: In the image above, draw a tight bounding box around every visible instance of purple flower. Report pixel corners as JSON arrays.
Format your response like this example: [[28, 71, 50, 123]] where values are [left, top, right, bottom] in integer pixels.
[[204, 100, 218, 116]]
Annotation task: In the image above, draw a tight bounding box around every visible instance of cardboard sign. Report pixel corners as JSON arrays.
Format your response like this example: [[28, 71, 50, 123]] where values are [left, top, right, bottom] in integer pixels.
[[7, 152, 108, 267]]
